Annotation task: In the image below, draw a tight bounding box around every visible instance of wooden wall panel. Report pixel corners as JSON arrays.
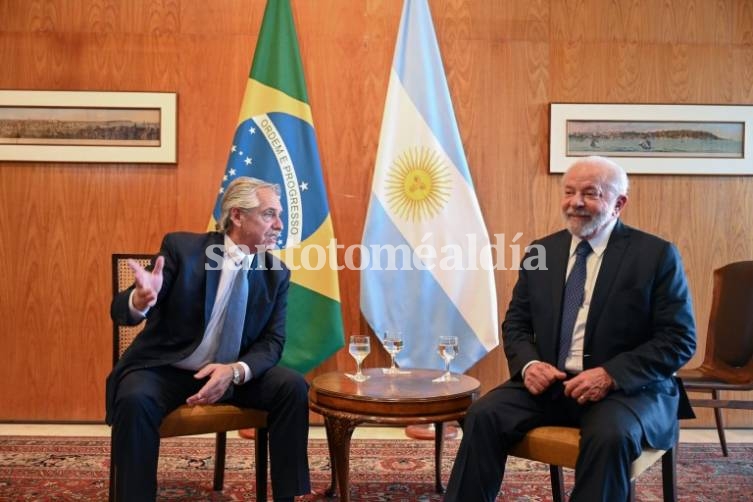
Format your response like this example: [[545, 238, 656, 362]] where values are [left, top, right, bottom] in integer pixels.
[[0, 0, 751, 428]]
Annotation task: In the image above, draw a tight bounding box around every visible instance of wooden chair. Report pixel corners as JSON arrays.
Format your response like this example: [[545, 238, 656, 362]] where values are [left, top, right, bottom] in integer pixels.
[[509, 425, 676, 502], [108, 254, 269, 501], [677, 260, 753, 456]]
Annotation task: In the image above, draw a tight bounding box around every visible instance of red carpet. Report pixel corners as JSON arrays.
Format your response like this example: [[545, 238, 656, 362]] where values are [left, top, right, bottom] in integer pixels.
[[1, 435, 752, 500]]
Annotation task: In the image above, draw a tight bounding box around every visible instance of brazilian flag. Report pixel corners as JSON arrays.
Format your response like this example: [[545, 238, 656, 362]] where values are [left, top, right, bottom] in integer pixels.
[[209, 0, 344, 373]]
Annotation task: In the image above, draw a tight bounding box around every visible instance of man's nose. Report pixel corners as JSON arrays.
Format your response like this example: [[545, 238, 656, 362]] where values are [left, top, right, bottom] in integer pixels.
[[571, 194, 585, 206]]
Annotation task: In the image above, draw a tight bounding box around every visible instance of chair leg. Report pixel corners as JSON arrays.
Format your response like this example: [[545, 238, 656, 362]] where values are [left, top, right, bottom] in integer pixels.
[[711, 389, 729, 456], [213, 432, 227, 491], [256, 428, 269, 502], [108, 433, 115, 502], [661, 446, 677, 502], [549, 465, 565, 502], [628, 480, 637, 502]]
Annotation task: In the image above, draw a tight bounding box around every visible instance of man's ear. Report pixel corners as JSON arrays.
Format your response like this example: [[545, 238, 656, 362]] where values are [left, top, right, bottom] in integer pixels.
[[229, 207, 243, 227], [613, 194, 628, 215]]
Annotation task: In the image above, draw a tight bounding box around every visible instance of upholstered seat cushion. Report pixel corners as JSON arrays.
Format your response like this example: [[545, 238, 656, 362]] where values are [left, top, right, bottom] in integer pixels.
[[159, 404, 268, 438], [508, 426, 665, 479]]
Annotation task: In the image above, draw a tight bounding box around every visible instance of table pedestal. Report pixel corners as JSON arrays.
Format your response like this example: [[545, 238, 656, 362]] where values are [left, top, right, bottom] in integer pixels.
[[309, 369, 480, 502]]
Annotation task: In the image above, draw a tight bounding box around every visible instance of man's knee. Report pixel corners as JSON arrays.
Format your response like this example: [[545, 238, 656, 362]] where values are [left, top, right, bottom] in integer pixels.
[[464, 386, 528, 428], [461, 389, 525, 446], [580, 424, 641, 459], [269, 366, 309, 403], [463, 396, 495, 427], [112, 387, 162, 424]]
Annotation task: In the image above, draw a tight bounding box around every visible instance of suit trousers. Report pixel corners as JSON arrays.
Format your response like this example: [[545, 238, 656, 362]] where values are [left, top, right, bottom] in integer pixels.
[[110, 364, 310, 501], [444, 382, 644, 502]]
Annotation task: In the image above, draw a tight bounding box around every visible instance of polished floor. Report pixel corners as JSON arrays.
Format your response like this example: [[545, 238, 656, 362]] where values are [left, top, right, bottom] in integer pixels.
[[1, 423, 752, 443]]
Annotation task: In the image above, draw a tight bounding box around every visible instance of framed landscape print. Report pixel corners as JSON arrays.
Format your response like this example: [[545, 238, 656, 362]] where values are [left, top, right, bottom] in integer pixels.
[[550, 103, 753, 175], [0, 90, 177, 163]]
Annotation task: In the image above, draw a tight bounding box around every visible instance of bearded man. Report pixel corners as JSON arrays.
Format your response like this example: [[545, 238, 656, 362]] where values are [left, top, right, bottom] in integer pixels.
[[444, 156, 696, 502]]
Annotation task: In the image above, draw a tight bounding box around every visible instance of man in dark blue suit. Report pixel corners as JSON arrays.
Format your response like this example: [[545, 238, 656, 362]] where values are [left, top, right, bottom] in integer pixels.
[[445, 156, 696, 501], [108, 177, 310, 502]]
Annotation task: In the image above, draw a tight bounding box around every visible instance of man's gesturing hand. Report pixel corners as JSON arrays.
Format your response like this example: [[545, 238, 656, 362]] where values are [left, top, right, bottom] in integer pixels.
[[129, 256, 164, 311]]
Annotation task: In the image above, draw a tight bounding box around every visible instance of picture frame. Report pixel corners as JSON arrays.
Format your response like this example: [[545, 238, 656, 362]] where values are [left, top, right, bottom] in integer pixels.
[[550, 103, 753, 175], [0, 90, 177, 163]]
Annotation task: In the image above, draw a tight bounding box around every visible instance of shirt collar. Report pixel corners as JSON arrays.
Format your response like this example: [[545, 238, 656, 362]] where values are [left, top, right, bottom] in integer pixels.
[[223, 234, 255, 268], [569, 218, 618, 258]]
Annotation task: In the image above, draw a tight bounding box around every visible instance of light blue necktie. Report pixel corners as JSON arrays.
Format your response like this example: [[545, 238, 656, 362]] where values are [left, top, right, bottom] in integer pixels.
[[557, 240, 592, 370], [215, 263, 249, 364]]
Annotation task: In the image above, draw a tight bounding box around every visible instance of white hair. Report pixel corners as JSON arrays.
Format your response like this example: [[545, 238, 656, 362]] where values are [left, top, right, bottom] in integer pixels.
[[216, 177, 280, 233], [564, 155, 629, 196]]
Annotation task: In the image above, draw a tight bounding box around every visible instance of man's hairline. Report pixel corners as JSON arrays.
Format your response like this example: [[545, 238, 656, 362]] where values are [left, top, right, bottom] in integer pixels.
[[562, 164, 628, 199]]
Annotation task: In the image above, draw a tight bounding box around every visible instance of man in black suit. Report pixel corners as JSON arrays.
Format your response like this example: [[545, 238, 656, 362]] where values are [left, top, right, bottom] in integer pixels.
[[444, 156, 696, 501], [108, 177, 309, 502]]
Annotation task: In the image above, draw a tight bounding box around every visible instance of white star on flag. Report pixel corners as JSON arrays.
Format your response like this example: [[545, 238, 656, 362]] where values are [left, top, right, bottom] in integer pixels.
[[244, 157, 253, 165], [231, 145, 237, 152], [249, 127, 256, 134], [300, 181, 309, 191], [229, 168, 236, 176]]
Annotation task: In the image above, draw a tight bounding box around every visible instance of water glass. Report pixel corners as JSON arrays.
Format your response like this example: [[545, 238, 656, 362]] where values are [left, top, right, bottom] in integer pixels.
[[382, 330, 404, 375], [348, 335, 371, 382], [433, 335, 459, 382]]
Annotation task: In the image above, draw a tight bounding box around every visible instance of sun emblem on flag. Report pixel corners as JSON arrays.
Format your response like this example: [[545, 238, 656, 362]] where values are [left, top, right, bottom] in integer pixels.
[[385, 147, 451, 222]]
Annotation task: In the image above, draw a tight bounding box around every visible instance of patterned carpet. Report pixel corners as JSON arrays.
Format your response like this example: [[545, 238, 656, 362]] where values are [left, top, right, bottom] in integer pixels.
[[1, 435, 752, 501]]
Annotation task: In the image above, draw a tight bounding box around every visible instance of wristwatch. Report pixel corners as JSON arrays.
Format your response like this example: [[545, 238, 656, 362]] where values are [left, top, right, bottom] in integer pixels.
[[231, 364, 242, 385]]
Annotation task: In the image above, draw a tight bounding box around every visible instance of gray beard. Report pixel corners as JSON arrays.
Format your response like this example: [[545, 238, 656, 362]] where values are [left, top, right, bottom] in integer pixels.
[[564, 211, 612, 239]]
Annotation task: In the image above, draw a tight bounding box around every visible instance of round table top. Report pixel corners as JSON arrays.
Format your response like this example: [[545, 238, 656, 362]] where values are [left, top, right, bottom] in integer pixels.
[[309, 368, 480, 422]]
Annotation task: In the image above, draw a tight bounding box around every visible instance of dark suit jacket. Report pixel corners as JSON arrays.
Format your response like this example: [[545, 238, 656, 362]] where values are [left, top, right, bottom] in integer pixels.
[[106, 231, 290, 424], [502, 220, 696, 449]]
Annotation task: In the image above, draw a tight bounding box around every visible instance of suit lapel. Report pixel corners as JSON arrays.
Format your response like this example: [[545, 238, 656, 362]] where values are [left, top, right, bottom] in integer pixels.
[[204, 234, 224, 324], [549, 231, 572, 345], [586, 220, 630, 342]]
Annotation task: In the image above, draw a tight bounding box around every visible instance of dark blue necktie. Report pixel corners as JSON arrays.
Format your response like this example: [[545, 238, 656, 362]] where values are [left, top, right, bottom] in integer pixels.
[[557, 240, 593, 370]]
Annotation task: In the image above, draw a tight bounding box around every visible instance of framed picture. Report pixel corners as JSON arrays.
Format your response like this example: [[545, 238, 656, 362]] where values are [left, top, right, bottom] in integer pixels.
[[550, 103, 753, 175], [0, 90, 177, 163]]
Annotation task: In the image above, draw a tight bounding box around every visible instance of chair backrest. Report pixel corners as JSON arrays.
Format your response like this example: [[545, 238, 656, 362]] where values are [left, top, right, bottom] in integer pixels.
[[111, 253, 153, 366], [703, 260, 753, 380]]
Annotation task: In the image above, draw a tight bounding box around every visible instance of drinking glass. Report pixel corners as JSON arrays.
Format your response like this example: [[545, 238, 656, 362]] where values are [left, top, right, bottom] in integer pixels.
[[433, 335, 459, 382], [348, 335, 371, 382], [382, 330, 404, 375]]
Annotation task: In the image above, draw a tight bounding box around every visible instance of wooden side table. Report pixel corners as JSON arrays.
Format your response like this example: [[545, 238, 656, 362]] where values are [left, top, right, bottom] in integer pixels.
[[308, 368, 480, 502]]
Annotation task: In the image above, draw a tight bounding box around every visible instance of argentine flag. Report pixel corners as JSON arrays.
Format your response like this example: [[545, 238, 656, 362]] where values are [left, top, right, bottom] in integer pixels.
[[361, 0, 498, 373]]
